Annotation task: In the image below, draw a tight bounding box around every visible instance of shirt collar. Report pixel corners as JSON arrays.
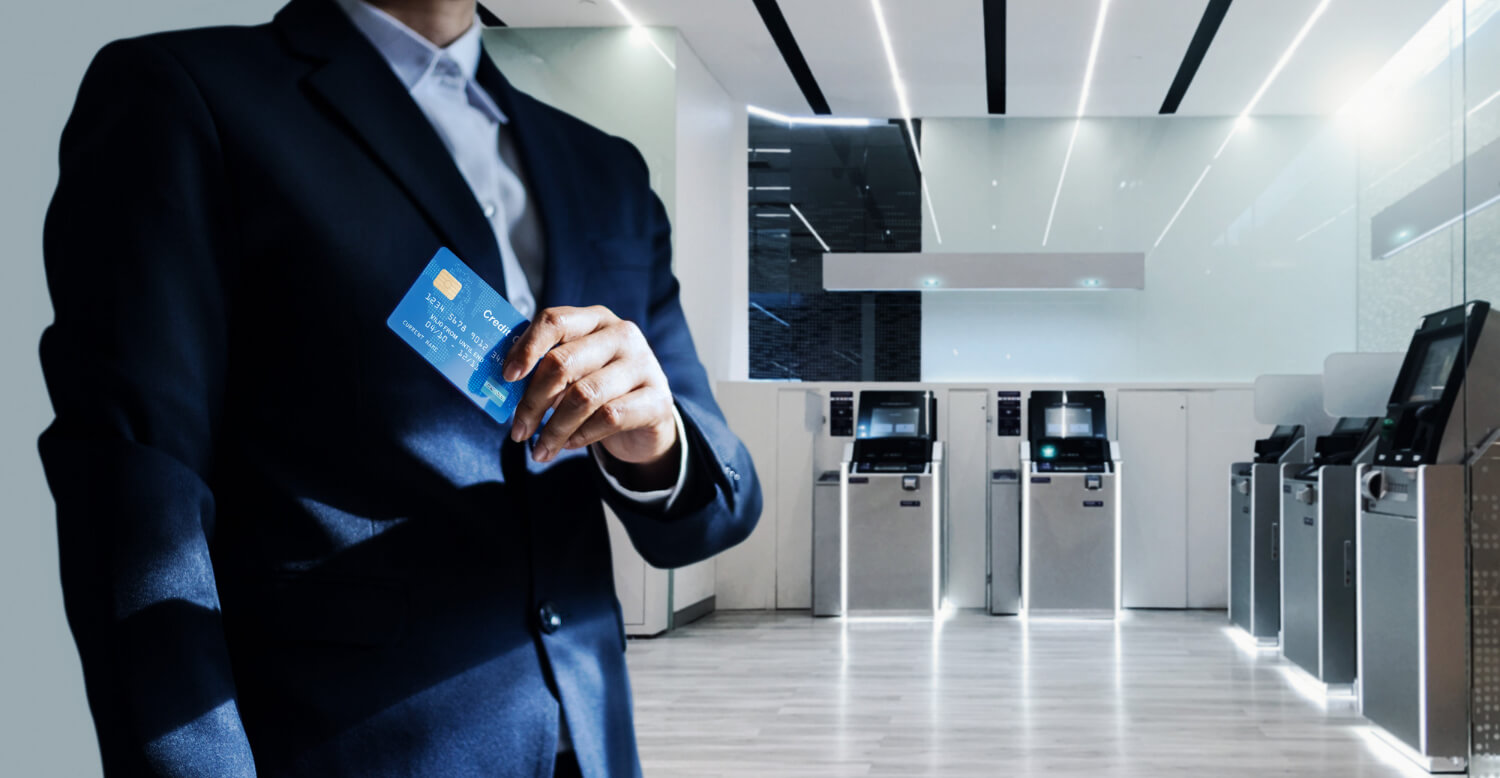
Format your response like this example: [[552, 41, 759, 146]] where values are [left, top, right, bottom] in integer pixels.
[[336, 0, 506, 123]]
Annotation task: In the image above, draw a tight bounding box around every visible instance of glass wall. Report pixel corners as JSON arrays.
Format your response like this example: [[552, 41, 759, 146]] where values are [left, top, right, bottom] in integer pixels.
[[918, 115, 1353, 382], [747, 118, 923, 381]]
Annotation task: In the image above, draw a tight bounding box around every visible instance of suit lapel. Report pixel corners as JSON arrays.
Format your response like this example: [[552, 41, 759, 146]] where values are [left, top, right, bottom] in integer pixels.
[[474, 50, 587, 311], [275, 0, 506, 293]]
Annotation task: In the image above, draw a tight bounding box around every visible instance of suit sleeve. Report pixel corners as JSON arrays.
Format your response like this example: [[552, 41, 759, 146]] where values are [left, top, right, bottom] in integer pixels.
[[38, 39, 257, 776], [596, 144, 763, 570]]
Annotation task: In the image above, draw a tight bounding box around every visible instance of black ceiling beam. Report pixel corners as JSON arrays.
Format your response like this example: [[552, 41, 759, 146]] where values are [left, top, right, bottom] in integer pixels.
[[477, 4, 506, 27], [1160, 0, 1232, 114], [751, 0, 833, 115], [983, 0, 1006, 114]]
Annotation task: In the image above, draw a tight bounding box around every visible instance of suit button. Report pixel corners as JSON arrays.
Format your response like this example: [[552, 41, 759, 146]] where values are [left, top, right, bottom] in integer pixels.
[[538, 602, 562, 634]]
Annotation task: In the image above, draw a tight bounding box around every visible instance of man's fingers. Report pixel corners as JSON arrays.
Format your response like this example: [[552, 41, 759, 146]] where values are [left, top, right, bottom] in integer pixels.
[[531, 361, 647, 460], [502, 306, 615, 383], [561, 386, 672, 454], [509, 330, 622, 441]]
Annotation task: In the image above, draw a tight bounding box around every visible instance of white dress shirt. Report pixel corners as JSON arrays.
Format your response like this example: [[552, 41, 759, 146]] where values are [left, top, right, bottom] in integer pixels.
[[337, 1, 689, 510]]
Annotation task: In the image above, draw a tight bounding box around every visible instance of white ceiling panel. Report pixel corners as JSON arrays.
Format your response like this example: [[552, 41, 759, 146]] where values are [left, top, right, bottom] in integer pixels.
[[1177, 0, 1447, 116], [778, 0, 985, 119], [1006, 0, 1211, 117], [485, 0, 810, 115], [488, 0, 1453, 119]]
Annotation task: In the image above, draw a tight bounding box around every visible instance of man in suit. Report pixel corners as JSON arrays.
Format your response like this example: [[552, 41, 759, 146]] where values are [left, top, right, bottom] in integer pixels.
[[38, 0, 761, 775]]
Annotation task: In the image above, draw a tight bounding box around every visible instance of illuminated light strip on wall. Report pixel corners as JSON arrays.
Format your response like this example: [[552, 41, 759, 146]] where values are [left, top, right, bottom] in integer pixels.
[[1471, 85, 1500, 117], [748, 104, 875, 127], [1153, 164, 1213, 248], [1154, 0, 1331, 248], [1042, 0, 1112, 247], [604, 0, 676, 69], [1294, 205, 1353, 243], [789, 203, 832, 252], [869, 0, 943, 244]]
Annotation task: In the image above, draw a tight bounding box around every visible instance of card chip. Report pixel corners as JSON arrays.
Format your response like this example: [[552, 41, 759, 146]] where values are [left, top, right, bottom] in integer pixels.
[[433, 269, 463, 300]]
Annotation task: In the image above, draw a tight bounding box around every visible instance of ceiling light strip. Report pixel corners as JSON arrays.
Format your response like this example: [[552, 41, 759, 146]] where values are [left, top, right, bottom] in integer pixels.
[[605, 0, 676, 70], [1043, 0, 1112, 246], [1213, 0, 1330, 159], [747, 104, 875, 127], [789, 203, 833, 252], [870, 0, 943, 244], [1156, 0, 1329, 247]]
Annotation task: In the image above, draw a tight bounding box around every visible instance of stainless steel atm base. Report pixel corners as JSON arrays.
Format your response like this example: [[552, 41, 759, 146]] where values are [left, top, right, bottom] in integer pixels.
[[1357, 464, 1467, 773], [812, 445, 945, 617], [1022, 469, 1120, 618], [1229, 463, 1282, 643], [989, 470, 1022, 616], [1280, 465, 1358, 686]]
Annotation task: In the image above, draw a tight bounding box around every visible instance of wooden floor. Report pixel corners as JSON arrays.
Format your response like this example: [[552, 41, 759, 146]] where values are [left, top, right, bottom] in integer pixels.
[[625, 609, 1427, 777]]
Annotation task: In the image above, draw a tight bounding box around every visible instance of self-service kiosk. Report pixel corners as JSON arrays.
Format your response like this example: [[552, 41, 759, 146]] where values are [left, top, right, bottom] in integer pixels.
[[1229, 424, 1306, 644], [1022, 391, 1120, 617], [812, 391, 943, 616], [1279, 416, 1377, 690], [1357, 301, 1500, 773]]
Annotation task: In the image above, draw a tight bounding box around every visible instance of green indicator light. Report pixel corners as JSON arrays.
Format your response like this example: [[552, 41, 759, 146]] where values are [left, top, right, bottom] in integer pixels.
[[1041, 445, 1057, 459]]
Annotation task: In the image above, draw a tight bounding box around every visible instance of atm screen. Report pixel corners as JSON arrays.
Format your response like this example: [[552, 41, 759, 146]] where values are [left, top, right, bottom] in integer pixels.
[[870, 407, 922, 437], [1045, 406, 1095, 438], [1333, 417, 1373, 434], [1408, 334, 1464, 403]]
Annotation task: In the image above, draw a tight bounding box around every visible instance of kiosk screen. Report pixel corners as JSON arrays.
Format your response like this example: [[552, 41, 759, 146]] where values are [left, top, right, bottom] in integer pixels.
[[1045, 406, 1095, 438], [870, 407, 922, 437], [1408, 335, 1463, 403]]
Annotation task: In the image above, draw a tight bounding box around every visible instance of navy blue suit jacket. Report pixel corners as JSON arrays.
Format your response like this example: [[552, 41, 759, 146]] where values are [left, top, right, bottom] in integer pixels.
[[38, 1, 761, 775]]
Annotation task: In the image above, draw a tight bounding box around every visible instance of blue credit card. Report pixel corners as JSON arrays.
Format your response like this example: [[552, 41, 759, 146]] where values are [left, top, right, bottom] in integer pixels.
[[387, 248, 530, 425]]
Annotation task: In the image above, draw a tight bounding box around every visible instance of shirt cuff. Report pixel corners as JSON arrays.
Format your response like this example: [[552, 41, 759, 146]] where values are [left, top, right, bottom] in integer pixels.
[[591, 405, 689, 512]]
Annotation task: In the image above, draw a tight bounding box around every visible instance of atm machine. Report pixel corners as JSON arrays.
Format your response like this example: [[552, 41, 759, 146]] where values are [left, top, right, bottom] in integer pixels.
[[1358, 301, 1499, 773], [812, 391, 943, 616], [1229, 424, 1306, 644], [1022, 391, 1120, 617], [1279, 416, 1378, 690]]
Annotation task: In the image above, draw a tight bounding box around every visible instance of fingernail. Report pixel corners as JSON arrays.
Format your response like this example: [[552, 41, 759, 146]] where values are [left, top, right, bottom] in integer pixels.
[[534, 444, 551, 462], [504, 366, 520, 382], [510, 421, 527, 441]]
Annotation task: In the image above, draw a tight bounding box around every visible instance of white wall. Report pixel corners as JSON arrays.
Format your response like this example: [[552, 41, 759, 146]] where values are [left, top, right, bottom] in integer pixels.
[[919, 117, 1358, 382], [486, 27, 744, 620], [2, 4, 287, 775], [669, 34, 740, 608]]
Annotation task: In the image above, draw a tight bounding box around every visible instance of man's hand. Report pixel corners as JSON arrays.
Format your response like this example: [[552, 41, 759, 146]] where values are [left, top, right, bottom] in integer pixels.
[[505, 306, 679, 486]]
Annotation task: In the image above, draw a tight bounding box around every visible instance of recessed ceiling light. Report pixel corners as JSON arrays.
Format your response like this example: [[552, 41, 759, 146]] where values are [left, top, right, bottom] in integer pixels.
[[870, 0, 943, 245], [747, 104, 875, 127], [1042, 0, 1112, 247], [1156, 0, 1331, 248], [603, 0, 675, 69]]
